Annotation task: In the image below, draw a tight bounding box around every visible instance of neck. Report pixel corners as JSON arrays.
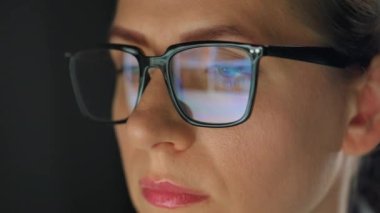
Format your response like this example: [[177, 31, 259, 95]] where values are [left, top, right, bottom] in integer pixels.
[[312, 156, 359, 213]]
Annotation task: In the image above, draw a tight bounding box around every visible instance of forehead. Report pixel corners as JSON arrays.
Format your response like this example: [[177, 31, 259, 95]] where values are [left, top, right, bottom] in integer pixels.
[[112, 0, 324, 51]]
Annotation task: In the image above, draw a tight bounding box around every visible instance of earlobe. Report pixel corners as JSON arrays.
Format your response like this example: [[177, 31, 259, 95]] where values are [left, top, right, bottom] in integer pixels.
[[343, 55, 380, 156]]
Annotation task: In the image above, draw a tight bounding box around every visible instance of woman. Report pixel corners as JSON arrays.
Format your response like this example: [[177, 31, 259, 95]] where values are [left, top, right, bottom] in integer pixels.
[[69, 0, 380, 212]]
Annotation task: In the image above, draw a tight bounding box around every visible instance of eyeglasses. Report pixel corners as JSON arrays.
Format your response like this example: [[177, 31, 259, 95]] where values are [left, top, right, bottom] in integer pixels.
[[68, 41, 351, 128]]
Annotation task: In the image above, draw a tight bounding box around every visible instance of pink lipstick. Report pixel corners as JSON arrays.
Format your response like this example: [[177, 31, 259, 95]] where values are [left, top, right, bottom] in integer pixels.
[[140, 178, 208, 209]]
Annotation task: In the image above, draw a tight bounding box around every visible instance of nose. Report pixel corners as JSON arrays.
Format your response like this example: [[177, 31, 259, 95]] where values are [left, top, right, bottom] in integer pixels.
[[120, 68, 196, 152]]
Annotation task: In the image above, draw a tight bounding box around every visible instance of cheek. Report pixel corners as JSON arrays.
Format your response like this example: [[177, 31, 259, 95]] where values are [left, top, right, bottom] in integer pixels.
[[114, 124, 150, 209], [202, 67, 349, 212]]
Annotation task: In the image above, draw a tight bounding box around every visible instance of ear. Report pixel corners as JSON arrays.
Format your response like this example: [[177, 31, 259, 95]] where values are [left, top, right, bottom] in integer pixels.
[[343, 55, 380, 156]]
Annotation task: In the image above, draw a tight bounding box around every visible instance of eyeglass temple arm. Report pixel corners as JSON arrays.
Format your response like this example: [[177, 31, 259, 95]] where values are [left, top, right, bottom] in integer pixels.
[[262, 46, 352, 68]]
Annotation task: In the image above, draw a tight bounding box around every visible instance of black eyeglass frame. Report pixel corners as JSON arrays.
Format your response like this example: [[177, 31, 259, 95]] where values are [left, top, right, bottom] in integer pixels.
[[69, 40, 352, 128]]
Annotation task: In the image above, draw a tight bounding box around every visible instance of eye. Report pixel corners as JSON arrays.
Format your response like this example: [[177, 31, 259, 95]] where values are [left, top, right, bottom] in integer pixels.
[[204, 59, 252, 91], [217, 66, 241, 78], [208, 61, 250, 79]]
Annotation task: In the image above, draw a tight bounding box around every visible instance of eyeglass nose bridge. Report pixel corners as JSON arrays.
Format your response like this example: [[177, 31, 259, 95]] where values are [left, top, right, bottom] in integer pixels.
[[140, 56, 170, 80], [148, 56, 168, 68], [142, 56, 171, 80], [136, 55, 172, 104]]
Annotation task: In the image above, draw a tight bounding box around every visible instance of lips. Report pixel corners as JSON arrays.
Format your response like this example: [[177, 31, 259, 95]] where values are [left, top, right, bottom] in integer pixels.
[[139, 178, 209, 209]]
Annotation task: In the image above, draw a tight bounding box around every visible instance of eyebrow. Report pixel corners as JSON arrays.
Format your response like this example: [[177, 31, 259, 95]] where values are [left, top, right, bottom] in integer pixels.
[[109, 25, 253, 45], [180, 25, 251, 42], [110, 26, 148, 46]]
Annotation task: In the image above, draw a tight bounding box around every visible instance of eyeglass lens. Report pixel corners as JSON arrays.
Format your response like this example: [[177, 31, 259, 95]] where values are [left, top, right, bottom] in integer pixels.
[[72, 46, 254, 124], [170, 47, 253, 124]]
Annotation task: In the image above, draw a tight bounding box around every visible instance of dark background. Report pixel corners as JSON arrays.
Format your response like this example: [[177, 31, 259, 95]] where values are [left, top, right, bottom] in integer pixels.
[[1, 0, 134, 212], [1, 1, 379, 213]]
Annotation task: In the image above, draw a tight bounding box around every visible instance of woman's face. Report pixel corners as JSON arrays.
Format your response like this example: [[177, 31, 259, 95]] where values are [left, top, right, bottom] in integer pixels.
[[112, 0, 354, 212]]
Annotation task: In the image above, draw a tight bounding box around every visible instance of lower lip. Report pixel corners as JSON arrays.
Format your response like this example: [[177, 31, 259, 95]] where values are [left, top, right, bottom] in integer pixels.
[[140, 180, 208, 209]]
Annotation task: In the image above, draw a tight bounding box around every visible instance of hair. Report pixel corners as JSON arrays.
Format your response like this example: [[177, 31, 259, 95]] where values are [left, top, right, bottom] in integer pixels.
[[293, 0, 380, 66]]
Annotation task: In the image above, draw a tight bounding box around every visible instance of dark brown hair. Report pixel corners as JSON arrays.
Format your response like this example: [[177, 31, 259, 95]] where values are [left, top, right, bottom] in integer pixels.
[[295, 0, 380, 66]]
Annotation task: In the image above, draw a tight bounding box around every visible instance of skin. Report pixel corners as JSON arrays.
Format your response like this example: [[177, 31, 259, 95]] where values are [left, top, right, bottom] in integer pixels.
[[111, 0, 380, 212]]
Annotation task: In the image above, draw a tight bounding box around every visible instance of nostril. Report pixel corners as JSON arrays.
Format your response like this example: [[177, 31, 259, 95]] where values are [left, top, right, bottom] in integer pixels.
[[151, 141, 176, 150]]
